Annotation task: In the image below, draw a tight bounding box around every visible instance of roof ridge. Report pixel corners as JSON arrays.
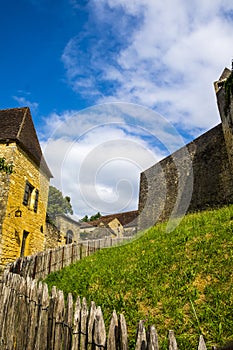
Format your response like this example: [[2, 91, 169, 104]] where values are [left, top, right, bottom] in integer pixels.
[[16, 107, 29, 139]]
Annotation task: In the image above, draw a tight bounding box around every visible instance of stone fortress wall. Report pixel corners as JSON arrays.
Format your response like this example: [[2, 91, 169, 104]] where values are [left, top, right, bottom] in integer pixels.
[[138, 67, 233, 230]]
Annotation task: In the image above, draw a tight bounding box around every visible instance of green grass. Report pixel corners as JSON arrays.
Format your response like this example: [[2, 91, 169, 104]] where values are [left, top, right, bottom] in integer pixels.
[[44, 205, 233, 349]]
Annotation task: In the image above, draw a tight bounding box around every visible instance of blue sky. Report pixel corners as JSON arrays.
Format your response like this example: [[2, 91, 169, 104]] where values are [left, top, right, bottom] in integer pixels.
[[1, 0, 233, 219]]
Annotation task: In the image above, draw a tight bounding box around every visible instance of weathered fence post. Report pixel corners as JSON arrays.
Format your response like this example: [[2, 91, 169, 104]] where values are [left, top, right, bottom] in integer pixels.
[[53, 290, 65, 350], [80, 297, 88, 349], [119, 313, 128, 350], [26, 277, 39, 349], [80, 243, 83, 260], [34, 282, 49, 350], [198, 335, 207, 350], [168, 330, 178, 350], [87, 301, 97, 350], [135, 320, 147, 350], [72, 296, 81, 350], [61, 246, 65, 269], [48, 250, 52, 275], [48, 286, 57, 350], [147, 325, 159, 350], [32, 255, 38, 279], [93, 306, 106, 349], [64, 293, 73, 349], [107, 310, 119, 350]]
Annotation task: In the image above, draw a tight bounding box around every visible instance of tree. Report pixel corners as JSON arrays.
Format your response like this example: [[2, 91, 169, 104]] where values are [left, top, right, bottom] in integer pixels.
[[81, 215, 89, 222], [81, 212, 101, 222], [47, 186, 73, 222], [90, 212, 101, 221]]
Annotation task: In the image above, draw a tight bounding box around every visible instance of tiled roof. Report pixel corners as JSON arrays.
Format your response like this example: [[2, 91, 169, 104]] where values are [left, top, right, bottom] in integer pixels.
[[79, 221, 95, 229], [89, 210, 139, 227], [0, 107, 52, 177]]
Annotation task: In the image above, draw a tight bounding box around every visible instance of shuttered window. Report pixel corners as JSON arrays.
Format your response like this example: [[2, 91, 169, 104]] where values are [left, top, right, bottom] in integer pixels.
[[23, 181, 34, 206], [23, 181, 39, 213], [34, 189, 39, 213]]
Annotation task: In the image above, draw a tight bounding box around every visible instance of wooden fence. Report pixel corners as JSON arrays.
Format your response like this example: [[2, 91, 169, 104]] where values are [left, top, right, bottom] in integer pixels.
[[0, 271, 208, 350], [6, 237, 132, 280]]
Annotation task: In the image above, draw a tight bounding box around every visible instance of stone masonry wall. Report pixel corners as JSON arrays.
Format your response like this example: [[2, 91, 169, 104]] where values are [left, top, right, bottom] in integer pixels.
[[0, 142, 50, 267], [44, 222, 65, 250], [55, 215, 80, 243], [216, 74, 233, 172], [138, 124, 233, 230]]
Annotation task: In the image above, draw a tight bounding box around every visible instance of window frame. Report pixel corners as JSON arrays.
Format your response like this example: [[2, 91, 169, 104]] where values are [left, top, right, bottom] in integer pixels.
[[34, 189, 39, 213], [23, 181, 39, 213], [23, 181, 34, 207]]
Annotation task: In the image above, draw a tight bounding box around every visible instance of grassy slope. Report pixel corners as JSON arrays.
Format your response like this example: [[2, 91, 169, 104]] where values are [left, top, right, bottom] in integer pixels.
[[45, 206, 233, 349]]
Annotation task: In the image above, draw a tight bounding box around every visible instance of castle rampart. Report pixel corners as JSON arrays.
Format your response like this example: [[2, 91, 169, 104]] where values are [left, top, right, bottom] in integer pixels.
[[138, 68, 233, 230]]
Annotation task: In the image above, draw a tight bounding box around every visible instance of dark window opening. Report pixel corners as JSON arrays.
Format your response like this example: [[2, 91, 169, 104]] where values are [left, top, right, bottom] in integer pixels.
[[23, 181, 34, 206], [34, 189, 39, 212], [20, 230, 29, 257], [23, 181, 39, 213], [66, 230, 73, 244]]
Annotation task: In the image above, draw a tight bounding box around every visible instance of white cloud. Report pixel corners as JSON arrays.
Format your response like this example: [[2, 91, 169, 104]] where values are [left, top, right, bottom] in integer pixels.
[[47, 0, 233, 217], [62, 0, 233, 138], [41, 103, 184, 218], [13, 95, 39, 113]]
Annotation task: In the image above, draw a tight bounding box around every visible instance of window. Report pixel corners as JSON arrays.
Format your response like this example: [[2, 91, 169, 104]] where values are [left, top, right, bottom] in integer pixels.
[[23, 181, 39, 212], [20, 230, 29, 257], [34, 189, 39, 213], [66, 230, 73, 244], [23, 181, 34, 206]]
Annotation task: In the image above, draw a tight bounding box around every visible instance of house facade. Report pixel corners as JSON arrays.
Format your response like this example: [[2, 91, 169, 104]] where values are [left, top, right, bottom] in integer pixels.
[[80, 210, 138, 239], [55, 214, 80, 244], [0, 107, 52, 268]]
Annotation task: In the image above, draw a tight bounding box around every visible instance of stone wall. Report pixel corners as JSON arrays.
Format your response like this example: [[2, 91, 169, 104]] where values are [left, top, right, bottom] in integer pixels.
[[138, 124, 233, 230], [0, 142, 50, 268], [216, 73, 233, 172], [55, 214, 80, 244], [44, 222, 65, 250]]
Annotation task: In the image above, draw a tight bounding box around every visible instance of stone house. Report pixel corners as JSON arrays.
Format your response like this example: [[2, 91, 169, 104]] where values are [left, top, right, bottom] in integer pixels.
[[0, 107, 52, 268], [80, 210, 138, 239], [55, 214, 80, 244], [45, 214, 80, 250]]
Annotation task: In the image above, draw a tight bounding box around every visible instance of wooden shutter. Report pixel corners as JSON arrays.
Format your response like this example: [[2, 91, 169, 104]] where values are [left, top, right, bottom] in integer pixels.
[[34, 189, 39, 212], [23, 182, 30, 205]]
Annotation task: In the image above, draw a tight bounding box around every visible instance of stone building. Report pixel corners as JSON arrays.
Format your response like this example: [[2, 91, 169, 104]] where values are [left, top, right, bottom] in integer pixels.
[[0, 107, 52, 268], [55, 214, 80, 244], [138, 66, 233, 231], [45, 214, 80, 250], [80, 210, 138, 239]]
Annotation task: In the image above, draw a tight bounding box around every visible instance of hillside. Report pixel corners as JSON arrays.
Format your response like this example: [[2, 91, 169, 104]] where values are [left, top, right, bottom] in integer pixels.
[[45, 205, 233, 349]]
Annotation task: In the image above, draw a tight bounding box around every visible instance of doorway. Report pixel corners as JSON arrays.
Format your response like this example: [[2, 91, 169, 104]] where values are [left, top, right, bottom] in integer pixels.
[[20, 230, 29, 257], [66, 230, 73, 244]]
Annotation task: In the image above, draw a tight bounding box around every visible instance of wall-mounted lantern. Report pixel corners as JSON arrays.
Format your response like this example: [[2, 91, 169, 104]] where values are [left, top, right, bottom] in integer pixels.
[[15, 209, 22, 218]]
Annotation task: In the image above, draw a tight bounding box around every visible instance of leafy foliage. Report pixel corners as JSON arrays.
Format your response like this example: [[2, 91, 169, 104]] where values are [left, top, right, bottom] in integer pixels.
[[80, 215, 89, 222], [45, 205, 233, 349], [81, 212, 101, 222], [47, 185, 73, 221], [0, 157, 14, 174]]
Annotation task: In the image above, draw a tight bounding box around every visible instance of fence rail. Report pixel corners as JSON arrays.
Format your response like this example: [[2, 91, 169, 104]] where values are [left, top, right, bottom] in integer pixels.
[[0, 271, 207, 350], [6, 237, 132, 280]]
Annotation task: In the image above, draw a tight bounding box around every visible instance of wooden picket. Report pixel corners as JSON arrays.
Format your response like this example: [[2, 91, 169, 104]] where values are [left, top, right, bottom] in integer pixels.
[[0, 271, 208, 350], [5, 237, 132, 280]]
